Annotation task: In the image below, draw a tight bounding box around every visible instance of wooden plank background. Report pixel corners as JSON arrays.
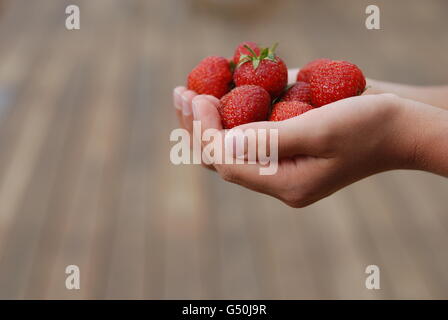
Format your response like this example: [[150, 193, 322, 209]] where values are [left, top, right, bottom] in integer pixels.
[[0, 0, 447, 299]]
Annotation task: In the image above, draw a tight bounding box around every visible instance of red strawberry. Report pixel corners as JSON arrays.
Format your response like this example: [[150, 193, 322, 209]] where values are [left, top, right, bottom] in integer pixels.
[[187, 56, 233, 99], [280, 81, 311, 104], [218, 85, 270, 129], [233, 44, 288, 98], [233, 41, 260, 65], [297, 58, 331, 83], [269, 101, 314, 121], [310, 60, 366, 107]]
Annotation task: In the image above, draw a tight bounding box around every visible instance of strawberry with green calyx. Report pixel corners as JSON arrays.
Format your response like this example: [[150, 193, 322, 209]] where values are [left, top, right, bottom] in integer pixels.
[[233, 43, 288, 98], [237, 43, 278, 69], [233, 41, 261, 65]]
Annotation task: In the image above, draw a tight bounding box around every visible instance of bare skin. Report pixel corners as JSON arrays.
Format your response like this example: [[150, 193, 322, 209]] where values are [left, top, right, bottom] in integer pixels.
[[173, 69, 448, 207]]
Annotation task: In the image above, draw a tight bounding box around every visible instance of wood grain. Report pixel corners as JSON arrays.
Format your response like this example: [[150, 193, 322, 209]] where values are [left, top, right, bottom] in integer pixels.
[[0, 0, 447, 299]]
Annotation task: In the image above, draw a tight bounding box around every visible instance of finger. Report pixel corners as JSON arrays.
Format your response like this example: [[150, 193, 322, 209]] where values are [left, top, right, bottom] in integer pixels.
[[192, 97, 288, 193], [195, 95, 221, 172], [174, 89, 217, 171], [288, 68, 300, 84], [192, 95, 235, 167], [191, 96, 223, 170], [173, 86, 187, 128], [192, 95, 223, 131], [226, 108, 327, 160], [214, 162, 291, 201], [181, 90, 197, 132], [201, 94, 220, 108]]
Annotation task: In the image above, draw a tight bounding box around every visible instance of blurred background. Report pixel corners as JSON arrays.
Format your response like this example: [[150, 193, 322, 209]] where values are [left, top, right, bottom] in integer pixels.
[[0, 0, 447, 299]]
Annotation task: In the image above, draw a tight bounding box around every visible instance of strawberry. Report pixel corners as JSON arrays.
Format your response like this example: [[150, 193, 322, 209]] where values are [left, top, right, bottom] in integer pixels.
[[310, 60, 366, 107], [280, 81, 311, 104], [233, 43, 288, 98], [269, 101, 314, 121], [187, 56, 233, 99], [233, 41, 260, 65], [296, 58, 331, 83], [218, 85, 270, 129]]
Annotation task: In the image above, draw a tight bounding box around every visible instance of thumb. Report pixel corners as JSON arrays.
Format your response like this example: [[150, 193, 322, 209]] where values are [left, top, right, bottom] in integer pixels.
[[229, 110, 324, 160], [192, 95, 223, 131]]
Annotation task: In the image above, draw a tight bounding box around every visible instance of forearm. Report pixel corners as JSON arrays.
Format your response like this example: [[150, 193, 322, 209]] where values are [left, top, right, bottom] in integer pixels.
[[398, 97, 448, 176], [366, 79, 448, 110]]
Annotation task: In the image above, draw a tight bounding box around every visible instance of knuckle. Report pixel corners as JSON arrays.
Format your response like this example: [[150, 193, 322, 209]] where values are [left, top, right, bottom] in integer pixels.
[[218, 166, 237, 183], [379, 92, 398, 99], [285, 196, 314, 208], [377, 93, 400, 107], [281, 189, 306, 208], [280, 183, 316, 208], [283, 197, 307, 209], [283, 199, 303, 209]]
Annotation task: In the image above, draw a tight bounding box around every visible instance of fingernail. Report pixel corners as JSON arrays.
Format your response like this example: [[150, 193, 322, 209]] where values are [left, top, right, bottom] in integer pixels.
[[173, 88, 182, 110], [182, 95, 192, 116]]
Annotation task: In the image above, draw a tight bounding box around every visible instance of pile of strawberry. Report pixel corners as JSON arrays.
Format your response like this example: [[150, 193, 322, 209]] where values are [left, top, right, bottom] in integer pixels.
[[187, 42, 366, 129]]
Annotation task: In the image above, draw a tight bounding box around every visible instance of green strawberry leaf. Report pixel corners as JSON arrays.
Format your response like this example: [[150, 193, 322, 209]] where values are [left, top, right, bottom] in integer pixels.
[[243, 44, 258, 58], [283, 83, 294, 92], [271, 96, 281, 105], [267, 54, 276, 61], [361, 85, 371, 94], [237, 55, 252, 68], [239, 43, 281, 70], [229, 60, 236, 72], [260, 47, 269, 59]]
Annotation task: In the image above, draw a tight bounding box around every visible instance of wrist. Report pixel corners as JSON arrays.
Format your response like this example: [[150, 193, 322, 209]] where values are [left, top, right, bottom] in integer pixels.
[[377, 94, 415, 170], [396, 97, 448, 175]]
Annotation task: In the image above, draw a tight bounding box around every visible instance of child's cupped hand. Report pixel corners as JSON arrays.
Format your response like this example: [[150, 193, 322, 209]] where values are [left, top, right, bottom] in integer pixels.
[[172, 70, 444, 207]]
